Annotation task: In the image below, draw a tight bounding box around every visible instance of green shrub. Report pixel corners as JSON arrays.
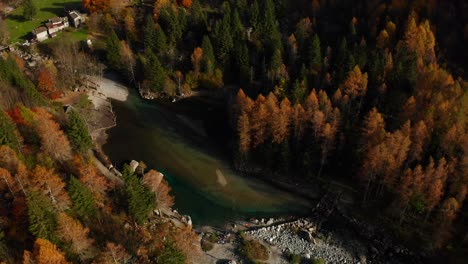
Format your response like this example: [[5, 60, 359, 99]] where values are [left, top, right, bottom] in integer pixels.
[[201, 239, 214, 252], [207, 232, 218, 243], [312, 258, 325, 264], [288, 252, 301, 264], [241, 239, 269, 262]]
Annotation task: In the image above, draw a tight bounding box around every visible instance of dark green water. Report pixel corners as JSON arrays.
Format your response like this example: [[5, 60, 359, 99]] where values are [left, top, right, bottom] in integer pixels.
[[103, 91, 311, 226]]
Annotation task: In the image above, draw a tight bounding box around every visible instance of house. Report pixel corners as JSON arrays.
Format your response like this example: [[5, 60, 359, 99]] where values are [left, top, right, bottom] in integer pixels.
[[32, 27, 49, 42], [45, 17, 69, 37], [68, 11, 85, 28]]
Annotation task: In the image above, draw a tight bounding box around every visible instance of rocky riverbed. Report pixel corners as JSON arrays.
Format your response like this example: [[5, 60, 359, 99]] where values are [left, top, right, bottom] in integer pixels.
[[245, 218, 358, 263]]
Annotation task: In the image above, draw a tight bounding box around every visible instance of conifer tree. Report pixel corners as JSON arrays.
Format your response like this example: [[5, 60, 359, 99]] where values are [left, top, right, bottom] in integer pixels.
[[22, 0, 37, 20], [122, 164, 154, 225], [308, 34, 322, 69], [212, 14, 233, 66], [106, 30, 121, 70], [143, 51, 166, 92], [250, 0, 260, 30], [231, 9, 245, 40], [66, 110, 93, 153], [154, 26, 168, 54], [144, 15, 157, 51], [201, 36, 215, 75], [27, 191, 57, 243], [31, 238, 68, 264], [0, 110, 21, 150], [68, 176, 97, 220]]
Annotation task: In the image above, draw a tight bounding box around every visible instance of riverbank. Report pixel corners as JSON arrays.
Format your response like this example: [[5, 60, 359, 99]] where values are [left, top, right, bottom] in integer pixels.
[[85, 78, 424, 263]]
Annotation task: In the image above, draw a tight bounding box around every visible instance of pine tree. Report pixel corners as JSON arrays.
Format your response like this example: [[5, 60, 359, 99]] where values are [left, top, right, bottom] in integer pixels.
[[154, 26, 168, 54], [122, 164, 154, 225], [22, 0, 37, 20], [68, 176, 96, 220], [201, 36, 215, 75], [65, 110, 93, 153], [144, 15, 157, 51], [308, 34, 322, 70], [159, 5, 185, 46], [0, 110, 21, 150], [143, 51, 166, 92], [212, 14, 233, 66], [158, 241, 186, 264], [27, 191, 57, 243], [260, 0, 276, 37], [106, 30, 121, 70], [250, 0, 260, 30], [231, 9, 245, 40]]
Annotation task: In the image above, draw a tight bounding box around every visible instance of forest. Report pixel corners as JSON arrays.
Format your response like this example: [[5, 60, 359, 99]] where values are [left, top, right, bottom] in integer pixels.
[[0, 0, 467, 263]]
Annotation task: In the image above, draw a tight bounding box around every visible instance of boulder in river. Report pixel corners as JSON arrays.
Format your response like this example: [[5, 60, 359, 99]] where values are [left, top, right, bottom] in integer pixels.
[[129, 160, 139, 172]]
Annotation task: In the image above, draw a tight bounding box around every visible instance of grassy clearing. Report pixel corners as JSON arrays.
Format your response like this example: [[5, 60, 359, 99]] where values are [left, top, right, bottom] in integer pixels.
[[6, 0, 81, 43], [42, 27, 89, 44]]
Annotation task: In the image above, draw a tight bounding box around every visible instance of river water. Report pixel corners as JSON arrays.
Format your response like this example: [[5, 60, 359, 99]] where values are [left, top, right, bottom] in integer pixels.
[[103, 90, 311, 226]]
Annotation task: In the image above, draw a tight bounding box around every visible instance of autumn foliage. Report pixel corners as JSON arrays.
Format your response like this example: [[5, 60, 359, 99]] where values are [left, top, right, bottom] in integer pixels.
[[32, 108, 72, 162], [27, 238, 69, 264], [36, 66, 56, 98], [178, 0, 192, 9], [82, 0, 110, 13]]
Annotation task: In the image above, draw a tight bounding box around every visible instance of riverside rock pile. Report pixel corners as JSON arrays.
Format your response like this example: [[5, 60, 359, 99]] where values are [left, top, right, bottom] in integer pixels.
[[246, 218, 358, 264]]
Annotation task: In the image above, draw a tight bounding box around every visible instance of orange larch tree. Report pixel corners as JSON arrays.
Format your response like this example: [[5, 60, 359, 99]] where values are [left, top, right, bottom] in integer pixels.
[[36, 66, 56, 98], [360, 107, 386, 152], [155, 180, 175, 209], [72, 156, 109, 203], [32, 108, 72, 162], [82, 0, 110, 13], [250, 95, 268, 147], [237, 110, 251, 154], [56, 212, 94, 260], [191, 47, 203, 74], [142, 169, 164, 192], [179, 0, 193, 9], [30, 166, 70, 209], [30, 238, 69, 264]]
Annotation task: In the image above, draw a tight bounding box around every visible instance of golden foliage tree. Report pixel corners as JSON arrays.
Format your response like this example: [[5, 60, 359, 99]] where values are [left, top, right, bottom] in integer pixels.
[[142, 169, 164, 192], [72, 156, 109, 203], [82, 0, 110, 13], [30, 166, 70, 209], [341, 65, 368, 99], [36, 66, 56, 98], [29, 238, 69, 264], [32, 108, 72, 162], [155, 180, 174, 209], [191, 47, 203, 74], [56, 213, 94, 260], [97, 242, 130, 263]]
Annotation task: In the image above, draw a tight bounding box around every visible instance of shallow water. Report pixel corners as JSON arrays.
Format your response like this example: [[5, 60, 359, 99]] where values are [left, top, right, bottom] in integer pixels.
[[103, 90, 311, 226]]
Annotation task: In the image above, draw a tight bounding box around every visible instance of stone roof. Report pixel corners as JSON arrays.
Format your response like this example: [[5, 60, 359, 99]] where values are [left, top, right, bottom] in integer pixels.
[[32, 26, 48, 35], [69, 11, 80, 19], [49, 17, 62, 24]]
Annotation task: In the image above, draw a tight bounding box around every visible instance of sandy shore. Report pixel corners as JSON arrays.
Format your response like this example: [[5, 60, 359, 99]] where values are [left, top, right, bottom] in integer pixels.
[[87, 75, 129, 107]]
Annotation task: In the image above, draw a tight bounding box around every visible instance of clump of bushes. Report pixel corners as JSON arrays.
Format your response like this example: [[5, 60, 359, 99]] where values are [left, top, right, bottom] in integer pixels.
[[287, 252, 301, 264], [312, 258, 325, 264], [240, 238, 269, 262], [201, 239, 214, 252]]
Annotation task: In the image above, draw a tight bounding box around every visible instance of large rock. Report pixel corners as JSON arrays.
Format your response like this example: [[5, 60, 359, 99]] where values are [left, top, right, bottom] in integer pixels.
[[129, 160, 139, 172]]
